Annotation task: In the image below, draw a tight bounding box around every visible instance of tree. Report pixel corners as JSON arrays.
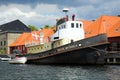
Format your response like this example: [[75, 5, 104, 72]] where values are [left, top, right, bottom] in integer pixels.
[[51, 25, 56, 29], [44, 25, 51, 29], [28, 25, 39, 31]]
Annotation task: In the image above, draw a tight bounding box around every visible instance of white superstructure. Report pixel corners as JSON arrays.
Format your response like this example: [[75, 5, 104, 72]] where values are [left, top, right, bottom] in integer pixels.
[[51, 14, 85, 44]]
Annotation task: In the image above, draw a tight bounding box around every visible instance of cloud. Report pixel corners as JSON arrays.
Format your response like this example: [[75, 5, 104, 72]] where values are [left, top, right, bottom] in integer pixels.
[[0, 3, 60, 28], [0, 0, 119, 28]]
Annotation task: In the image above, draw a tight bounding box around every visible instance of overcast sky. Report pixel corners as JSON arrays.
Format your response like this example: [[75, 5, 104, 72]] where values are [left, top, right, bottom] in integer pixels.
[[0, 0, 120, 28]]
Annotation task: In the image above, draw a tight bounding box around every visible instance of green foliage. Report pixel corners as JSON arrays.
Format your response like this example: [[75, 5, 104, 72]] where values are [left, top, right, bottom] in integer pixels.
[[28, 25, 39, 31], [0, 50, 5, 54], [28, 24, 56, 30], [44, 25, 51, 29], [42, 25, 56, 29], [51, 25, 56, 29]]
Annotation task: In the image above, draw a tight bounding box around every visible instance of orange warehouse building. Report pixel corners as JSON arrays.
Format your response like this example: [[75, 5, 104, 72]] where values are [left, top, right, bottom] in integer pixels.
[[9, 28, 54, 54], [85, 15, 120, 51]]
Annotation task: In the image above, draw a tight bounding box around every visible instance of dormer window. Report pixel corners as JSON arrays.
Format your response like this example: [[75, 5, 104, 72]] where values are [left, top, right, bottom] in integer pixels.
[[115, 27, 120, 32]]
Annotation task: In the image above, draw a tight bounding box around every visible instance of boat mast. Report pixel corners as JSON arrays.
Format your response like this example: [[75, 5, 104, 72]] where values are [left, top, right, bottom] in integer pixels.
[[62, 8, 69, 21], [57, 8, 69, 40]]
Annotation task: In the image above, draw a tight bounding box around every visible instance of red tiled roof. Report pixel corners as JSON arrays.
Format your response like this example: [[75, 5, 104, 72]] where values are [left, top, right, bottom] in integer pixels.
[[10, 15, 120, 47], [80, 20, 94, 32], [10, 28, 54, 47], [107, 20, 120, 37], [10, 32, 31, 46], [85, 15, 120, 38]]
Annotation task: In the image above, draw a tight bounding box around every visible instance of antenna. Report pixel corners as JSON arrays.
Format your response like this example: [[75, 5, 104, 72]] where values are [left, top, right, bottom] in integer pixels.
[[62, 8, 69, 15], [63, 8, 69, 21]]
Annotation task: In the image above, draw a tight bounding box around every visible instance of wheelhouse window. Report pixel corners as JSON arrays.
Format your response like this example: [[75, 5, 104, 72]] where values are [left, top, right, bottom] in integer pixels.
[[80, 24, 82, 28], [71, 23, 74, 28], [76, 23, 79, 28], [59, 27, 61, 30], [64, 25, 66, 29]]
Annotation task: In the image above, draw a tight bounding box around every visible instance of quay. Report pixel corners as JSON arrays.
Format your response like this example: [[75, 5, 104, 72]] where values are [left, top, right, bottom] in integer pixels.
[[105, 51, 120, 64]]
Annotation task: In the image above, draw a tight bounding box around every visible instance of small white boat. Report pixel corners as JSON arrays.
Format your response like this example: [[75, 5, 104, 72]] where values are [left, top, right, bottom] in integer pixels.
[[9, 57, 27, 64], [0, 57, 11, 61]]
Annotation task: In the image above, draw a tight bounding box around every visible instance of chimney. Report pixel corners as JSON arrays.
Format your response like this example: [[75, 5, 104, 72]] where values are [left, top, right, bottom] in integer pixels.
[[72, 14, 75, 21], [117, 15, 120, 17], [92, 20, 95, 21]]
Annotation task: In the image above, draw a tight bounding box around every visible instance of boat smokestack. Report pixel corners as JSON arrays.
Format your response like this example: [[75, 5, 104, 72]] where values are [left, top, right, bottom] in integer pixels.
[[66, 15, 69, 21], [72, 14, 75, 21], [118, 15, 120, 17]]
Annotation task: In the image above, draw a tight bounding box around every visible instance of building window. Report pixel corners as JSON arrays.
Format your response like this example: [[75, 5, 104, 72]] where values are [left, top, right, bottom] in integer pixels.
[[1, 41, 2, 46], [114, 42, 120, 51], [4, 41, 6, 46], [71, 23, 74, 28], [4, 48, 6, 53], [111, 42, 118, 51]]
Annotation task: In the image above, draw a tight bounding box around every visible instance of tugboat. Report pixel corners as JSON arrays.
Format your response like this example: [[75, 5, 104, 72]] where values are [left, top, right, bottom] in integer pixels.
[[25, 8, 109, 65]]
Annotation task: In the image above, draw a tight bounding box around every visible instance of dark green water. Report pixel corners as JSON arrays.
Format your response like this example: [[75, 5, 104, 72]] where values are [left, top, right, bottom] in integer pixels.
[[0, 61, 120, 80]]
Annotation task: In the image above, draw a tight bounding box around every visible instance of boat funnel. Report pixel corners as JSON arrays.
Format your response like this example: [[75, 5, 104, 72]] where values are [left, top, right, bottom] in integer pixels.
[[72, 14, 75, 21]]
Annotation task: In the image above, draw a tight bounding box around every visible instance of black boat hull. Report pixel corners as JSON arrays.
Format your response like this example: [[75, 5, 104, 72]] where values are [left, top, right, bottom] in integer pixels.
[[26, 34, 109, 65]]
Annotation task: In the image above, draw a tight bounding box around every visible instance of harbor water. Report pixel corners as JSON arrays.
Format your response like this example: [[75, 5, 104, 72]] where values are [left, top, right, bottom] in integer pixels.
[[0, 61, 120, 80]]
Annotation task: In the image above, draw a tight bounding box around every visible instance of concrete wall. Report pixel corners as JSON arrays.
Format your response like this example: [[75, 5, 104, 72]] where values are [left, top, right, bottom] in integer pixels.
[[0, 32, 21, 54]]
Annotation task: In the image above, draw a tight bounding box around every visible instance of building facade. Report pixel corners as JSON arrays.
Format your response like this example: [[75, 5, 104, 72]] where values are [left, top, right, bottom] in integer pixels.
[[0, 32, 22, 54], [0, 20, 31, 54]]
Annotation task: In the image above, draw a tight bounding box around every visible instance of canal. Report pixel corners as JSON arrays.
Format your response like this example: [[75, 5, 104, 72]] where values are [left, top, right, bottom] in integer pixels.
[[0, 61, 120, 80]]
